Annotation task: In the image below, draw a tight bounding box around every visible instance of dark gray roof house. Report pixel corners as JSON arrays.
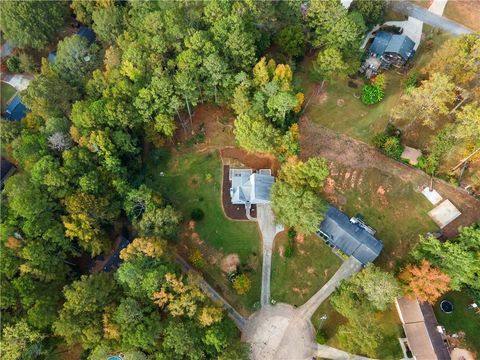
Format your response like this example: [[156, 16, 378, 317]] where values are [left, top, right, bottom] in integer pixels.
[[317, 206, 383, 265], [369, 31, 415, 69]]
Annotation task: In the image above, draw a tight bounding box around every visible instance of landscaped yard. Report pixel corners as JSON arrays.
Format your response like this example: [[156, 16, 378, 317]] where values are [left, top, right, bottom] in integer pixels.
[[1, 82, 16, 113], [147, 148, 262, 314], [434, 291, 480, 353], [296, 26, 452, 144], [270, 233, 342, 306]]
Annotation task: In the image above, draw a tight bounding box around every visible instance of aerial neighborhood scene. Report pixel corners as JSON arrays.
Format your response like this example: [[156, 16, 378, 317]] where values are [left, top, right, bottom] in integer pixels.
[[1, 0, 480, 359]]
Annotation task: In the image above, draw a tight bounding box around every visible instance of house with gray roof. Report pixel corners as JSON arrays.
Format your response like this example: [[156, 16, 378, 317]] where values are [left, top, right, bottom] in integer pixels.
[[230, 169, 274, 205], [369, 31, 416, 67], [316, 206, 383, 265]]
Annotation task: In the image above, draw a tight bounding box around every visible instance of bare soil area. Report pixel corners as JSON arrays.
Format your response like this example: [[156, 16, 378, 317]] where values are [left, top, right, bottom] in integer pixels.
[[299, 117, 480, 239], [220, 147, 280, 175]]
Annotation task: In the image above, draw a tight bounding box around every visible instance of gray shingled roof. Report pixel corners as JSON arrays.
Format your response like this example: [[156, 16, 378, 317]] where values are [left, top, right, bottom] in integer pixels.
[[318, 206, 383, 264], [369, 31, 415, 60]]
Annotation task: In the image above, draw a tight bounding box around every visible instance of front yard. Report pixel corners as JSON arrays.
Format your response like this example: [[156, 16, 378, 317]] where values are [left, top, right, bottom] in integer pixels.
[[270, 233, 342, 306], [147, 148, 262, 315]]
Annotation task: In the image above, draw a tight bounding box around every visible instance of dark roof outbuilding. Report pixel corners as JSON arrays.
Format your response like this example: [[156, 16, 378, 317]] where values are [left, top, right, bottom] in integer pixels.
[[77, 26, 96, 45], [318, 206, 383, 265]]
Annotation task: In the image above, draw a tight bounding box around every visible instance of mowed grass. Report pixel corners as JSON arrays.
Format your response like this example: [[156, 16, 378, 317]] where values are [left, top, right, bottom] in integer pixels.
[[434, 291, 480, 353], [1, 82, 16, 112], [147, 148, 262, 314], [271, 233, 342, 306], [150, 149, 260, 260]]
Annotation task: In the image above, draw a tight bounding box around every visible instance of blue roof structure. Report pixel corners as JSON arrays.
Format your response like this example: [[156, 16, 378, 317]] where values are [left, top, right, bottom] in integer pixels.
[[369, 31, 392, 57], [77, 26, 96, 45], [369, 31, 415, 60], [48, 51, 57, 63], [5, 95, 27, 121], [317, 206, 383, 265], [1, 158, 16, 189]]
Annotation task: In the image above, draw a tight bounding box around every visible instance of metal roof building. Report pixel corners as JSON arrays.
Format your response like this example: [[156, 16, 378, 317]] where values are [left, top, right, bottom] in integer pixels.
[[369, 31, 415, 61], [5, 95, 27, 121], [230, 169, 274, 205], [77, 26, 96, 44], [317, 206, 383, 265]]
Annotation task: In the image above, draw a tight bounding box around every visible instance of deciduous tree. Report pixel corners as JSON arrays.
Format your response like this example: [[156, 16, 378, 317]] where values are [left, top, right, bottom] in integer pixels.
[[400, 260, 451, 304]]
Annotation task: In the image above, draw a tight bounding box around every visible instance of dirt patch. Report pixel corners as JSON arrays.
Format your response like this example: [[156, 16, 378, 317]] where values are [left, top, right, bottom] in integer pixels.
[[295, 233, 305, 244], [278, 246, 285, 258], [377, 186, 386, 196], [444, 0, 480, 31], [220, 254, 240, 273], [221, 148, 280, 175], [175, 103, 236, 148], [336, 99, 345, 107], [307, 267, 315, 274], [299, 117, 480, 238]]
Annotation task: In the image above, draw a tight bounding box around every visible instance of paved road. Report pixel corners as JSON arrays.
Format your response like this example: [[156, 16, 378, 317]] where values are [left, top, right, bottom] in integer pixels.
[[315, 344, 375, 360], [175, 255, 247, 329], [298, 257, 363, 320], [257, 204, 283, 307], [391, 1, 473, 35]]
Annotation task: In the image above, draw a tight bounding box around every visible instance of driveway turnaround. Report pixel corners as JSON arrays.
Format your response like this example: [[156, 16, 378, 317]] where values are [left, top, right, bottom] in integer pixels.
[[243, 256, 364, 360], [256, 203, 283, 307]]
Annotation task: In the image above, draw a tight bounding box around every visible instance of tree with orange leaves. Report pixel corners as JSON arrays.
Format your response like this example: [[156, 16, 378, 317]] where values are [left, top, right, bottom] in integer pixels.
[[400, 260, 451, 304]]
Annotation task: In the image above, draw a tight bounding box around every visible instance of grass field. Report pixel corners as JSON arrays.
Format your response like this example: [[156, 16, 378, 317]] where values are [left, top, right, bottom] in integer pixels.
[[270, 233, 342, 306], [147, 148, 262, 314], [434, 291, 480, 353], [1, 82, 16, 113]]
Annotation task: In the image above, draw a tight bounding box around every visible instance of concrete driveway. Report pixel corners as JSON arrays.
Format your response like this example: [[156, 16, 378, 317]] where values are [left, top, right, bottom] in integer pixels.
[[298, 256, 363, 320], [256, 203, 283, 307], [2, 74, 33, 91]]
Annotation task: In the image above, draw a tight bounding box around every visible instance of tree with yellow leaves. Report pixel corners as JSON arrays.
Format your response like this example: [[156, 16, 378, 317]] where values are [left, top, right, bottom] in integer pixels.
[[120, 237, 166, 261]]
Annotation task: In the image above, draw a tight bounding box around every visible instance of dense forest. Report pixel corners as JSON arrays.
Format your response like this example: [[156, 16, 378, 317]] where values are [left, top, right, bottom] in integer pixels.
[[1, 0, 479, 359]]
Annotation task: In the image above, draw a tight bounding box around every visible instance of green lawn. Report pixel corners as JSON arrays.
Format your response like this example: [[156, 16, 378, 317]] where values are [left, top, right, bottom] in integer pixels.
[[271, 233, 342, 305], [147, 148, 262, 314], [434, 291, 480, 353], [1, 82, 16, 113]]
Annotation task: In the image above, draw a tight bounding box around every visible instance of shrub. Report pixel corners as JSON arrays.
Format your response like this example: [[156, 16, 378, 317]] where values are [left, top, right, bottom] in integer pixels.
[[404, 72, 418, 93], [189, 249, 206, 268], [232, 274, 251, 295], [316, 331, 327, 344], [284, 237, 294, 258], [372, 74, 387, 90], [360, 84, 384, 105], [6, 56, 21, 73], [190, 208, 205, 221], [382, 136, 404, 160]]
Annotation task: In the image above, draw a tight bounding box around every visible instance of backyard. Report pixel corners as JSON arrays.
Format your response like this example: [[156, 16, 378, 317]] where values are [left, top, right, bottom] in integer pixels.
[[434, 291, 480, 353], [147, 148, 263, 314], [296, 26, 452, 144], [1, 81, 16, 112]]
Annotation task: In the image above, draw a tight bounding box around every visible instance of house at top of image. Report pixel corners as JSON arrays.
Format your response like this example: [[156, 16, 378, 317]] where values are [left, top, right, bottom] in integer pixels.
[[230, 168, 274, 205], [48, 26, 96, 63], [362, 30, 416, 78], [316, 206, 383, 265]]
